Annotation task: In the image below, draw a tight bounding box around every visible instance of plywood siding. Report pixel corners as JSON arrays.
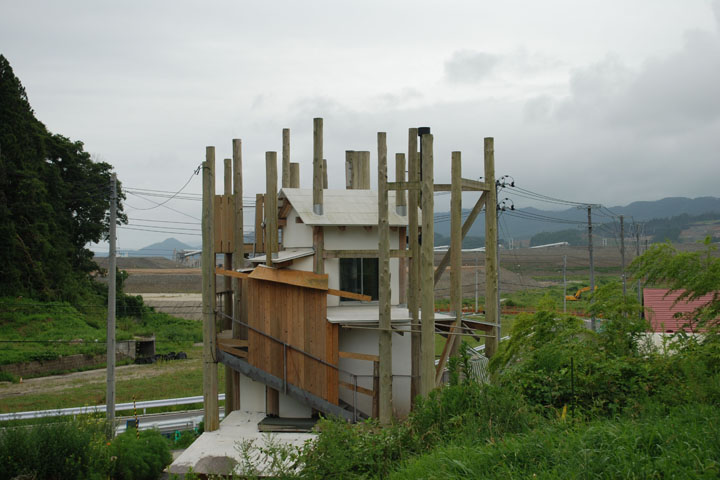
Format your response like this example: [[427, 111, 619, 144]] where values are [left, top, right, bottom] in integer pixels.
[[247, 278, 338, 403]]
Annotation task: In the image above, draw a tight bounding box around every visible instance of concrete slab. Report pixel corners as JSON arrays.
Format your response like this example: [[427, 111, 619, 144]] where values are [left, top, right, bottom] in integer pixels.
[[168, 411, 315, 477]]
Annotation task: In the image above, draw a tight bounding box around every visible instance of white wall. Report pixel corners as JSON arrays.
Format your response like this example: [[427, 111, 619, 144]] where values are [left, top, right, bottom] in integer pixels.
[[337, 324, 412, 418], [282, 207, 313, 248]]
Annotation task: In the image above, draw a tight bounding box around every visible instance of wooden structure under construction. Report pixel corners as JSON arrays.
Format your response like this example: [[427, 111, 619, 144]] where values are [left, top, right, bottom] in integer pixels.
[[201, 119, 499, 431]]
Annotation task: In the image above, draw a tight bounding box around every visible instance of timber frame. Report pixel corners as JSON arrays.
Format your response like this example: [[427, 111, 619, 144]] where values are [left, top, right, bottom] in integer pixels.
[[201, 119, 499, 430]]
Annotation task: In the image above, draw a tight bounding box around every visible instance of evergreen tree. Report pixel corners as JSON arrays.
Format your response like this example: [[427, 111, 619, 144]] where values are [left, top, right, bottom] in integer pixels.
[[0, 54, 124, 300]]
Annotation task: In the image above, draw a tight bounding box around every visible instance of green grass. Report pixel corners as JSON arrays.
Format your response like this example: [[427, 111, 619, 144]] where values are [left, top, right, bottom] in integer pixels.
[[0, 347, 225, 414], [390, 404, 720, 479], [0, 297, 202, 367]]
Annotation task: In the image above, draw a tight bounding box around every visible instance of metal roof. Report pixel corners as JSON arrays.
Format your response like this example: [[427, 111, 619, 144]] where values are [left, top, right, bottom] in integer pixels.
[[643, 288, 717, 333], [280, 188, 418, 226], [248, 248, 315, 264], [326, 305, 454, 325]]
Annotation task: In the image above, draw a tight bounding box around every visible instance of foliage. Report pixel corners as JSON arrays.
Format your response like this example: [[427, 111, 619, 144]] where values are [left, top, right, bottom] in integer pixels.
[[629, 237, 720, 329], [0, 54, 126, 301], [0, 415, 108, 480], [390, 404, 720, 479], [110, 429, 173, 480]]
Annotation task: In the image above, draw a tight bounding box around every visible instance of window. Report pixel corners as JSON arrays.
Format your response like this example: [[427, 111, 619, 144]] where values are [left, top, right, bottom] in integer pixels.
[[339, 258, 378, 301]]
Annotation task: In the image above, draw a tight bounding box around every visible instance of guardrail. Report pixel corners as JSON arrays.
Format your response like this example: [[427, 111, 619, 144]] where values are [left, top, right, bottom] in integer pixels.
[[0, 394, 226, 422]]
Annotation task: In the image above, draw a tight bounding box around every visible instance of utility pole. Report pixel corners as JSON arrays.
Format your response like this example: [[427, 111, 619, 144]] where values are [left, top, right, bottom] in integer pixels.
[[635, 222, 643, 314], [563, 255, 567, 314], [620, 215, 626, 297], [106, 173, 117, 438], [587, 205, 596, 331]]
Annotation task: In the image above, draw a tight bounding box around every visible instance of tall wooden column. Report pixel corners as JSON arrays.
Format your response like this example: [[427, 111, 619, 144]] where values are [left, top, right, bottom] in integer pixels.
[[230, 138, 244, 413], [265, 151, 279, 415], [223, 158, 235, 415], [407, 128, 420, 403], [484, 138, 499, 358], [419, 133, 435, 396], [202, 147, 219, 432], [377, 132, 392, 423]]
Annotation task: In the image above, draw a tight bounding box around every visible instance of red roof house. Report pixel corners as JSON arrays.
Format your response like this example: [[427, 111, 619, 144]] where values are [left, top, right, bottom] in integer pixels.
[[643, 288, 717, 333]]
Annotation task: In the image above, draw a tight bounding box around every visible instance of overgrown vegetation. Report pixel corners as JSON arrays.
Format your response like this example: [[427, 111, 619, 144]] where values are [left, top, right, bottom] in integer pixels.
[[0, 416, 172, 480], [263, 241, 720, 479]]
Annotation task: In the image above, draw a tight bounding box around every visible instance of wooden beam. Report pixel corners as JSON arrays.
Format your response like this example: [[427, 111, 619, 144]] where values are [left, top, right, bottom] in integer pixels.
[[387, 181, 420, 191], [289, 162, 300, 188], [249, 265, 329, 290], [313, 118, 323, 214], [327, 288, 372, 302], [217, 343, 249, 357], [218, 338, 249, 348], [223, 158, 235, 415], [434, 191, 488, 286], [202, 147, 219, 432], [407, 127, 421, 405], [338, 381, 374, 397], [378, 131, 392, 424], [484, 138, 499, 358], [420, 133, 435, 397], [282, 128, 290, 189], [462, 178, 491, 191], [323, 249, 411, 259], [339, 351, 380, 362], [254, 193, 264, 253], [436, 151, 463, 385], [215, 267, 250, 279], [313, 226, 324, 274], [265, 153, 278, 267]]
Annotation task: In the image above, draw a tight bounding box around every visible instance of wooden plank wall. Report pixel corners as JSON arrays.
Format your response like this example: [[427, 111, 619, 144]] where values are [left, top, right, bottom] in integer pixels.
[[247, 278, 338, 404]]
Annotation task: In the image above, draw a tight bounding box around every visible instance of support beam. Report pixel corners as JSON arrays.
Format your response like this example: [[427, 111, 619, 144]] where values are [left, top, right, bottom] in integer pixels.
[[254, 194, 264, 253], [282, 128, 290, 189], [313, 118, 323, 214], [435, 152, 462, 384], [395, 153, 407, 216], [265, 153, 278, 266], [407, 128, 420, 404], [323, 159, 328, 189], [289, 162, 300, 188], [419, 133, 435, 396], [313, 226, 324, 274], [202, 147, 219, 432], [223, 158, 236, 415], [483, 138, 499, 358], [377, 132, 392, 424], [106, 173, 117, 438]]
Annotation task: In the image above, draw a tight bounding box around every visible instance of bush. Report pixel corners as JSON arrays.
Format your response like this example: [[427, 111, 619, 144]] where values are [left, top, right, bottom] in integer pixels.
[[110, 429, 172, 480], [0, 416, 108, 480]]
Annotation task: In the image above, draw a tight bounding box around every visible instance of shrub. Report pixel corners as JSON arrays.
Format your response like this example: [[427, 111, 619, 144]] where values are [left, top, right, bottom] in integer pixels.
[[110, 429, 172, 480], [0, 416, 108, 480]]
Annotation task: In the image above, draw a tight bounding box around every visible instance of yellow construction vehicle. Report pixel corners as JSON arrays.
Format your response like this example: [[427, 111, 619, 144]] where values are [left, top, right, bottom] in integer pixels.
[[566, 285, 597, 301]]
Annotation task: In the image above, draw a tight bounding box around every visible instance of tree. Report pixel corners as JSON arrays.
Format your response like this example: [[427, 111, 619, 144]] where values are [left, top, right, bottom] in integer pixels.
[[629, 237, 720, 330], [0, 54, 125, 301]]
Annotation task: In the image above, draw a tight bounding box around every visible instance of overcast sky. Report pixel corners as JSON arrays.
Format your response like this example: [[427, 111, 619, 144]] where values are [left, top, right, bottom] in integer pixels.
[[2, 0, 719, 250]]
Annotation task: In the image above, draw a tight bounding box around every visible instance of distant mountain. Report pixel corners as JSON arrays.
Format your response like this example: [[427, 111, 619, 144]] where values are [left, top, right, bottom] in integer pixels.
[[435, 196, 720, 240], [134, 238, 198, 258]]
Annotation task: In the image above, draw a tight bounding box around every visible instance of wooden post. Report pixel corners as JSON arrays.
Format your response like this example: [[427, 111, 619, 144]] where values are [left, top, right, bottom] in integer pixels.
[[435, 152, 462, 384], [265, 151, 279, 415], [323, 159, 328, 189], [223, 158, 235, 415], [345, 150, 354, 188], [377, 132, 392, 424], [282, 128, 290, 189], [265, 153, 278, 266], [396, 153, 407, 305], [313, 226, 324, 274], [484, 138, 499, 358], [313, 118, 323, 215], [358, 151, 371, 189], [407, 128, 420, 404], [106, 173, 117, 438], [289, 162, 300, 188], [420, 133, 435, 396], [395, 153, 407, 216], [231, 139, 244, 412], [254, 194, 264, 253], [372, 361, 380, 419], [202, 147, 219, 432]]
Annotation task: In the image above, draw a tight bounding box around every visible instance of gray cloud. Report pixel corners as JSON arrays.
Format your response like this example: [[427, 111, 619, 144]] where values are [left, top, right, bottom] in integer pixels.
[[444, 50, 500, 83]]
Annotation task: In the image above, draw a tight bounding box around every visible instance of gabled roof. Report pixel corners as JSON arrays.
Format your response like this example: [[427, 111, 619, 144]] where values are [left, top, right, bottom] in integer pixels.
[[280, 188, 417, 227], [643, 288, 717, 333]]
